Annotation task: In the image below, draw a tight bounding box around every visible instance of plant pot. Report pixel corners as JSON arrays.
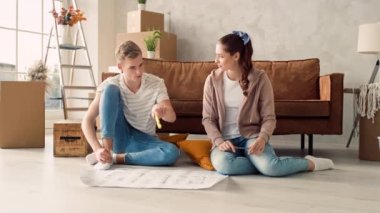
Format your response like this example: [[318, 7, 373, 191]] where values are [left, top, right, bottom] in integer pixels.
[[59, 25, 77, 46], [138, 3, 145, 10], [147, 51, 155, 59]]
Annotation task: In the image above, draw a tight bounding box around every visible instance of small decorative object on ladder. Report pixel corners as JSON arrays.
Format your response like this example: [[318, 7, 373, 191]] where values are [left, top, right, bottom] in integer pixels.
[[50, 3, 86, 46]]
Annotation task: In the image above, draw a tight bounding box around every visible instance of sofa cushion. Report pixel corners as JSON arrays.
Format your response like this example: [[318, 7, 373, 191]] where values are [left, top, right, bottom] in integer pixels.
[[171, 100, 202, 117], [104, 58, 320, 102], [275, 100, 330, 117], [255, 58, 320, 100], [144, 60, 217, 101], [144, 58, 320, 101], [171, 99, 329, 118]]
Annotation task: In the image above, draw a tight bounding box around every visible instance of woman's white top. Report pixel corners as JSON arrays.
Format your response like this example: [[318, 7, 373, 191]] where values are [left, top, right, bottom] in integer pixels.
[[222, 72, 244, 139]]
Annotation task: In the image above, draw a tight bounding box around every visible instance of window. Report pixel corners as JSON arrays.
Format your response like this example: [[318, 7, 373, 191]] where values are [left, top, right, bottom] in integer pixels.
[[0, 0, 61, 109]]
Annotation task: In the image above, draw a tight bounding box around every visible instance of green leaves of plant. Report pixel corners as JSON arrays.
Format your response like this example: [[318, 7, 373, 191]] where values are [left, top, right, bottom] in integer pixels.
[[144, 30, 162, 51]]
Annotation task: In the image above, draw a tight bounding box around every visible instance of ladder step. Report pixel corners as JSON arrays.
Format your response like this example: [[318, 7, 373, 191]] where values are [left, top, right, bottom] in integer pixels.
[[66, 97, 94, 100], [61, 65, 92, 69], [59, 44, 86, 50], [66, 107, 88, 111], [48, 97, 62, 100], [63, 86, 96, 90], [48, 46, 86, 50]]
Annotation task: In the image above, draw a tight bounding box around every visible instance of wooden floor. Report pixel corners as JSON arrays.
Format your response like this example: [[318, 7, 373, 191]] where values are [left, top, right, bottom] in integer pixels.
[[0, 134, 379, 213]]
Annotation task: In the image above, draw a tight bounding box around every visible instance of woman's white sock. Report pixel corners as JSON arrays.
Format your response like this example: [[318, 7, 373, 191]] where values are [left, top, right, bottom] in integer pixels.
[[305, 155, 334, 171]]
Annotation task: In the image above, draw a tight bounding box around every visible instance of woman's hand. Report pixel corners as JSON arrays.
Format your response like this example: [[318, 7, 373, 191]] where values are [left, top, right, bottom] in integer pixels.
[[151, 104, 166, 119], [95, 148, 112, 163], [248, 138, 266, 155], [217, 140, 236, 153]]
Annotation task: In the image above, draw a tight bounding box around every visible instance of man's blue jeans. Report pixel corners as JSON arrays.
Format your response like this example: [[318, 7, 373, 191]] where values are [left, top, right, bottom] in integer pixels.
[[100, 84, 180, 166], [211, 136, 309, 176]]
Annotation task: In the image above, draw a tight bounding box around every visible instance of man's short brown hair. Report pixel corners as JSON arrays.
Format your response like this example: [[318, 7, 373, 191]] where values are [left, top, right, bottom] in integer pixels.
[[115, 41, 142, 63]]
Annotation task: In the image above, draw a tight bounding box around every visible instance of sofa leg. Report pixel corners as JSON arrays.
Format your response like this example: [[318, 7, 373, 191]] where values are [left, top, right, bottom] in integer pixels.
[[301, 134, 305, 150], [308, 134, 313, 155]]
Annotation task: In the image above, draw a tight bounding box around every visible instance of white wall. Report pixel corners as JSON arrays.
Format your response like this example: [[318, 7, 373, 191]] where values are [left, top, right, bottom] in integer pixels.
[[77, 0, 99, 82], [98, 0, 116, 77], [103, 0, 380, 144], [76, 0, 116, 83]]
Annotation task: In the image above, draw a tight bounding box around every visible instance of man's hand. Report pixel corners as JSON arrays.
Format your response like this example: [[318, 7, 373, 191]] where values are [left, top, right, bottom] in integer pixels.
[[248, 138, 266, 155], [217, 140, 236, 153], [95, 148, 112, 163], [151, 104, 166, 119]]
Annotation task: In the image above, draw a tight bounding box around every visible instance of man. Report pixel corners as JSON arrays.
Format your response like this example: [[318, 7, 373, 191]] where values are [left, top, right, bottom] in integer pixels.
[[82, 41, 179, 170]]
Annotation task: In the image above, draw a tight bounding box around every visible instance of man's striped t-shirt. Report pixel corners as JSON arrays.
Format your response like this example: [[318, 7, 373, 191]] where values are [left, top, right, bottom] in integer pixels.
[[97, 73, 169, 136]]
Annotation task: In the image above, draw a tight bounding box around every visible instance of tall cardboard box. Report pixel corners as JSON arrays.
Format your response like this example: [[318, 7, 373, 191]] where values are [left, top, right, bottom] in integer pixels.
[[0, 81, 45, 148], [127, 10, 164, 33], [117, 31, 177, 60]]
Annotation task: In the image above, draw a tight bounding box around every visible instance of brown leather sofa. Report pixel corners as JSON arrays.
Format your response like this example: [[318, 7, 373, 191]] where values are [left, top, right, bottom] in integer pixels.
[[102, 58, 344, 154]]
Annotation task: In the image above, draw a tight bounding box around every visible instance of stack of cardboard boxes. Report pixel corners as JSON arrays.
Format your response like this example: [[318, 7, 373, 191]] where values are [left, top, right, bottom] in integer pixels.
[[117, 10, 177, 60]]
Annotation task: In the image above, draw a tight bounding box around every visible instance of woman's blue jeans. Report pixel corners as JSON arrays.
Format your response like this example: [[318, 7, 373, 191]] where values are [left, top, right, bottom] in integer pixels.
[[100, 84, 180, 166], [211, 136, 309, 177]]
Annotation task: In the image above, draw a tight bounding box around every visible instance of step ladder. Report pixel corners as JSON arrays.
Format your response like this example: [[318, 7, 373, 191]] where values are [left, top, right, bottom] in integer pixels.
[[44, 0, 96, 119]]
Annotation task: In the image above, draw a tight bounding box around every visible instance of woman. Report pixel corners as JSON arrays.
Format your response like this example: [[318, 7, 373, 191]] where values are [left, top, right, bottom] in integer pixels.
[[202, 31, 334, 176]]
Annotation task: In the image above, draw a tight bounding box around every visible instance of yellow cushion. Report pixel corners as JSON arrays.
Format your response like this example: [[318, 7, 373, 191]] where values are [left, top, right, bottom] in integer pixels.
[[177, 140, 214, 171], [158, 133, 189, 147]]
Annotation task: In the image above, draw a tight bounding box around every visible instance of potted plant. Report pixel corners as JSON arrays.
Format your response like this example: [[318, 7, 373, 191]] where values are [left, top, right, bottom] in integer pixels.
[[144, 30, 162, 59], [26, 60, 50, 92], [50, 5, 87, 45], [137, 0, 146, 10]]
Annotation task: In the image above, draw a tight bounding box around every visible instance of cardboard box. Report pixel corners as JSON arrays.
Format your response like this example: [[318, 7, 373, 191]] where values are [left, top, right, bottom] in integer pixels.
[[359, 114, 380, 161], [117, 31, 177, 60], [0, 81, 45, 148], [53, 120, 92, 157], [127, 10, 164, 33]]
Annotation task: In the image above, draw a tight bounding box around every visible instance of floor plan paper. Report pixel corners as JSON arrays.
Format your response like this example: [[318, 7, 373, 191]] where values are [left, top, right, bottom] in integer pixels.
[[80, 167, 228, 189]]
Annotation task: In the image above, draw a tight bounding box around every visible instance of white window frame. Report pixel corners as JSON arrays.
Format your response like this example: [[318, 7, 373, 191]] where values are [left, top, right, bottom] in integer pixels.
[[0, 0, 64, 125]]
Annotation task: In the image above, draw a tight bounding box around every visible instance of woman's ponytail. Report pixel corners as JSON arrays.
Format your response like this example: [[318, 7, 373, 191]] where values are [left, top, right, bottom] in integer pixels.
[[239, 40, 253, 96]]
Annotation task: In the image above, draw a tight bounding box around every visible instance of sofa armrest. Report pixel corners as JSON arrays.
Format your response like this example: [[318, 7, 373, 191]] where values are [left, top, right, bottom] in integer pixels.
[[319, 75, 331, 101], [102, 72, 119, 82], [320, 73, 344, 100], [319, 73, 344, 134]]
